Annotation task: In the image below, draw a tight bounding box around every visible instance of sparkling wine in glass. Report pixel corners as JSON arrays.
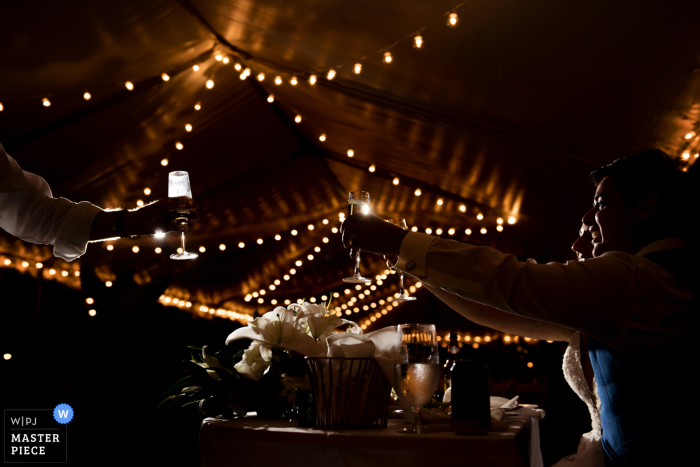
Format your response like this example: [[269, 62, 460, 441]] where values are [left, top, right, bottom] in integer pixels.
[[385, 219, 416, 302], [343, 191, 371, 284], [395, 324, 439, 434], [168, 171, 198, 260]]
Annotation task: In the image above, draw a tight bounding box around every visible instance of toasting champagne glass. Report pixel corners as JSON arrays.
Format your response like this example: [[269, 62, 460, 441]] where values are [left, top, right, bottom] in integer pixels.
[[385, 219, 416, 302], [343, 191, 371, 284], [168, 171, 198, 260], [395, 324, 439, 434]]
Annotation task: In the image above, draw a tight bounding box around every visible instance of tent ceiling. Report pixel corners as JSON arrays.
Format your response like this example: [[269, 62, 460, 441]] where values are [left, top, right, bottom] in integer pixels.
[[2, 0, 699, 331]]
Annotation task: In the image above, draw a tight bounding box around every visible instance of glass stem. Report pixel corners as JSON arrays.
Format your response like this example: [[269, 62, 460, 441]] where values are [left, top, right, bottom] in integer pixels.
[[400, 273, 405, 296], [181, 231, 186, 253], [354, 250, 361, 275], [412, 405, 423, 433]]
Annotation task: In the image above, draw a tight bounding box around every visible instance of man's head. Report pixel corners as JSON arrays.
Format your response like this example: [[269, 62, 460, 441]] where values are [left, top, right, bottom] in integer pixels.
[[583, 149, 689, 257]]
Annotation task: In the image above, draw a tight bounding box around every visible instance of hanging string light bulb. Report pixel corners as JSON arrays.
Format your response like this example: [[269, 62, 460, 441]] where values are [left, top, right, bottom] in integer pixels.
[[125, 81, 134, 90], [353, 63, 362, 74], [274, 76, 283, 85], [234, 63, 242, 71], [448, 12, 459, 26], [257, 73, 265, 81], [319, 134, 327, 142], [206, 80, 214, 89], [326, 69, 336, 80], [413, 35, 423, 49], [193, 64, 200, 72], [309, 74, 317, 85], [383, 52, 393, 63], [42, 98, 51, 107], [294, 115, 302, 123], [0, 102, 4, 111], [347, 149, 354, 157], [267, 95, 275, 103], [83, 92, 91, 100], [185, 124, 193, 132], [194, 103, 201, 110], [215, 54, 223, 61], [222, 57, 230, 64], [175, 142, 184, 150], [161, 73, 170, 81], [290, 76, 298, 85]]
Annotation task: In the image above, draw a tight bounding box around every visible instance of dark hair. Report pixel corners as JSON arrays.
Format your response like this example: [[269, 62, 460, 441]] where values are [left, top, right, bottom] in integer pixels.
[[590, 149, 690, 239]]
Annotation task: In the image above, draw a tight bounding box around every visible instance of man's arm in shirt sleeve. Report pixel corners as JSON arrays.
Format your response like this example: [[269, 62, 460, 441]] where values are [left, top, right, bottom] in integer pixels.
[[395, 232, 640, 348], [0, 151, 101, 262]]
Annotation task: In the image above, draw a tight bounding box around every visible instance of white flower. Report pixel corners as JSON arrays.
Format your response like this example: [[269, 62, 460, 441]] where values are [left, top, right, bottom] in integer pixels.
[[225, 306, 323, 356], [296, 302, 362, 340], [234, 341, 272, 381]]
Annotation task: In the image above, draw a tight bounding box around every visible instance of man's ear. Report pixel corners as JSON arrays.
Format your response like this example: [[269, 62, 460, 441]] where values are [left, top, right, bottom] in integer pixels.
[[637, 192, 660, 221]]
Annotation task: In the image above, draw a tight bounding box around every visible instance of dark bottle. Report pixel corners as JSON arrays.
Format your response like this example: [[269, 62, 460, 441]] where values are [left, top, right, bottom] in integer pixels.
[[444, 332, 460, 392], [450, 360, 490, 435]]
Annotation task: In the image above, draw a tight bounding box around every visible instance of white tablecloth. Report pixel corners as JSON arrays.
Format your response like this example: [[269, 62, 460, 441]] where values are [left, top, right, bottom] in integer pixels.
[[200, 408, 543, 467]]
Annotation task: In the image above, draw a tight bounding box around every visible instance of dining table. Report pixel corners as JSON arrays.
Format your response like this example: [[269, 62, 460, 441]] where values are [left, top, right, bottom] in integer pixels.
[[199, 406, 544, 467]]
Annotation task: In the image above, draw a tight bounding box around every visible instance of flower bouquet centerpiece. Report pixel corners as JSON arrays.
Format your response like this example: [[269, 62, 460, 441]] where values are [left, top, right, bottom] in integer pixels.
[[157, 300, 361, 420]]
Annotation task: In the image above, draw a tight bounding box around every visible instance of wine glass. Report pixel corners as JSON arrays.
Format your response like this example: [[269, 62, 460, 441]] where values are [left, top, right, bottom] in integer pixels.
[[395, 324, 439, 434], [343, 191, 371, 284], [385, 219, 416, 302], [168, 171, 198, 260]]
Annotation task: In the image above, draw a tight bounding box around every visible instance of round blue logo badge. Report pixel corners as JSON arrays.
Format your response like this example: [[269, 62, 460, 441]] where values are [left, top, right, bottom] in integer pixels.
[[53, 404, 73, 424]]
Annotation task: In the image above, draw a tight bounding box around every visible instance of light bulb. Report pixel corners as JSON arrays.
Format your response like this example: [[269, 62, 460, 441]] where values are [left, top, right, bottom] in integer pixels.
[[322, 237, 329, 243], [353, 63, 362, 74], [309, 74, 317, 85], [199, 246, 206, 253], [685, 132, 695, 140], [107, 245, 114, 251], [413, 35, 423, 49], [291, 230, 298, 236], [0, 102, 3, 111], [106, 281, 113, 287], [132, 246, 139, 253], [144, 187, 151, 195], [257, 238, 263, 244], [185, 124, 192, 132], [192, 65, 200, 72], [295, 260, 302, 267], [369, 165, 375, 172], [219, 244, 226, 251], [83, 92, 91, 100], [136, 200, 144, 207], [393, 177, 399, 185], [238, 242, 245, 248], [411, 226, 418, 232], [480, 228, 487, 234], [161, 158, 169, 166], [497, 225, 504, 232], [125, 81, 134, 90], [42, 98, 51, 107], [437, 198, 444, 205], [239, 73, 247, 80], [308, 224, 315, 230], [175, 142, 183, 150], [155, 247, 162, 253], [436, 228, 443, 235], [36, 263, 43, 269], [448, 228, 455, 235], [222, 57, 229, 64], [89, 309, 97, 316], [448, 12, 459, 26], [267, 95, 274, 103], [347, 149, 354, 157], [206, 79, 214, 89], [215, 54, 223, 61], [161, 73, 170, 81], [307, 254, 314, 260], [682, 152, 690, 160], [326, 69, 336, 80], [465, 228, 472, 235], [476, 213, 484, 220], [459, 204, 466, 212], [415, 188, 421, 196], [383, 52, 392, 63], [274, 76, 282, 85], [294, 115, 302, 123], [319, 134, 326, 142], [508, 216, 517, 224], [426, 228, 433, 234], [497, 217, 504, 224], [234, 63, 242, 71], [194, 103, 201, 110], [290, 76, 298, 85]]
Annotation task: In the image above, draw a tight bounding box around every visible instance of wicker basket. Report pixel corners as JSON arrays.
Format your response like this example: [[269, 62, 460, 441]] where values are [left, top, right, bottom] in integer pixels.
[[306, 357, 392, 429]]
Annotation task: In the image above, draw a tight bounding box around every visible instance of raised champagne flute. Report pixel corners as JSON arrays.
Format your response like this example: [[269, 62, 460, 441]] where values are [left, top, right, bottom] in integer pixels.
[[168, 171, 198, 260], [395, 324, 439, 434], [343, 190, 371, 284], [385, 218, 417, 302]]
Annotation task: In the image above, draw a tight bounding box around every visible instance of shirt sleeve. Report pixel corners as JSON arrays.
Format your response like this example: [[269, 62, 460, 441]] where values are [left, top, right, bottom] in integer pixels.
[[395, 232, 693, 349], [0, 145, 102, 262]]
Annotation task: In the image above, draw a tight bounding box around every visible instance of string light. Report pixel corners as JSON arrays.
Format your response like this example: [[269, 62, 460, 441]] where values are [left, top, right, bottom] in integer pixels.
[[36, 263, 43, 269], [436, 228, 443, 235], [480, 228, 487, 234], [294, 115, 302, 123], [411, 226, 418, 232], [194, 103, 201, 110], [465, 228, 472, 235], [413, 35, 423, 48], [354, 63, 362, 74], [326, 69, 336, 80], [347, 149, 354, 157], [682, 152, 690, 160], [308, 224, 315, 230], [437, 198, 444, 205], [155, 247, 162, 254], [136, 200, 144, 207], [185, 124, 192, 132], [107, 245, 114, 251], [383, 52, 393, 63], [222, 57, 230, 64], [105, 281, 113, 287], [685, 132, 695, 140], [83, 92, 91, 100], [219, 244, 226, 251], [290, 76, 298, 85], [161, 73, 170, 81], [192, 65, 200, 72], [89, 309, 97, 316], [199, 246, 206, 253], [291, 230, 298, 236], [508, 216, 517, 225], [132, 246, 139, 253], [238, 242, 245, 248], [267, 95, 275, 103], [42, 98, 51, 107], [257, 238, 264, 244], [319, 134, 326, 142], [206, 80, 214, 89], [448, 228, 455, 235], [274, 76, 282, 85], [275, 234, 282, 240], [476, 213, 484, 220], [369, 165, 376, 172], [0, 103, 3, 111], [309, 74, 317, 85], [175, 142, 183, 150], [215, 54, 223, 61], [497, 225, 504, 232], [393, 177, 399, 185], [414, 188, 421, 196], [448, 12, 459, 26], [125, 81, 134, 90], [144, 187, 151, 195]]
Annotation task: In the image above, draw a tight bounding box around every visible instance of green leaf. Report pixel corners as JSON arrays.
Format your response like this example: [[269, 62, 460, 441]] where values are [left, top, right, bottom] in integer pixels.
[[156, 394, 195, 411], [208, 367, 234, 381], [184, 360, 215, 387], [216, 351, 234, 370], [159, 374, 195, 400]]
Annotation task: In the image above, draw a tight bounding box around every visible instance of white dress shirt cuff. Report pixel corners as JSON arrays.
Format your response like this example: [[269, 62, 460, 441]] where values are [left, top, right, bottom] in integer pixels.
[[53, 201, 102, 262], [395, 232, 438, 278]]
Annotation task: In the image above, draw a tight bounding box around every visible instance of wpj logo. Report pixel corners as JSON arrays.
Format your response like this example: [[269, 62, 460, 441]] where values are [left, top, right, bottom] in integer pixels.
[[4, 405, 71, 463]]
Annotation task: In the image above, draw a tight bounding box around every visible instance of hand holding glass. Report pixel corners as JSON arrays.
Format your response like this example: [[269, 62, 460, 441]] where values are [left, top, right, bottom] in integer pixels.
[[168, 171, 198, 260], [385, 219, 416, 302], [343, 191, 371, 284], [395, 324, 439, 434]]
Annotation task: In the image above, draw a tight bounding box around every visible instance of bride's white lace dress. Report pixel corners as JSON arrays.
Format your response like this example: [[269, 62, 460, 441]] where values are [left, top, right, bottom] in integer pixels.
[[550, 332, 605, 467]]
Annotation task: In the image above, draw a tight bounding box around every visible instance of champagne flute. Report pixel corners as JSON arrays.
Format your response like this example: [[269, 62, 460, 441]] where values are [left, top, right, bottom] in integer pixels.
[[168, 171, 198, 260], [385, 219, 417, 302], [343, 191, 371, 284], [395, 324, 439, 434]]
